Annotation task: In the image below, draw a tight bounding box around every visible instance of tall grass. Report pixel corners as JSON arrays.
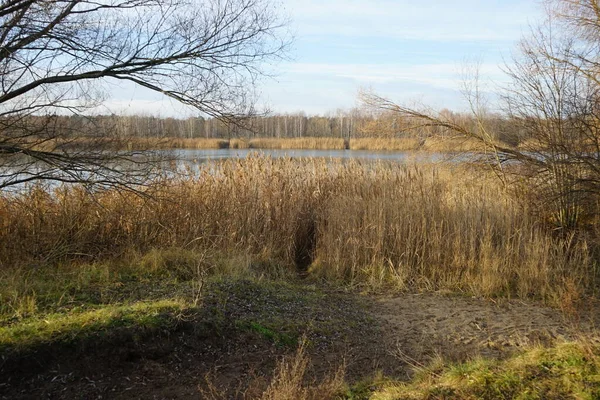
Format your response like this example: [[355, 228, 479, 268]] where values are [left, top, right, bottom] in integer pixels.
[[350, 138, 421, 151], [0, 156, 593, 304], [349, 137, 485, 152], [124, 137, 345, 150], [248, 137, 346, 150], [125, 137, 230, 150]]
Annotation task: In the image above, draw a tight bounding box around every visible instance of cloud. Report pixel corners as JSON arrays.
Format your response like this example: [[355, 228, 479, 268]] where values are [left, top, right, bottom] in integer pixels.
[[96, 1, 542, 116], [281, 62, 506, 90], [287, 0, 541, 42], [259, 61, 507, 115]]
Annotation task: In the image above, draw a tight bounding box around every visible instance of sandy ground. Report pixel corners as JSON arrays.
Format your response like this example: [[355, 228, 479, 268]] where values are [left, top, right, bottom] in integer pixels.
[[374, 294, 598, 372]]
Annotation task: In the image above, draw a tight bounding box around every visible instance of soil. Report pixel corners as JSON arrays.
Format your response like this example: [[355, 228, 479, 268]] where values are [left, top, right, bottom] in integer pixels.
[[1, 281, 598, 399], [375, 294, 599, 371]]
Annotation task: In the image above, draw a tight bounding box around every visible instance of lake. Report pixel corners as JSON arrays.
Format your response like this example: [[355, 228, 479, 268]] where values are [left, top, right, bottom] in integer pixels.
[[166, 148, 462, 163], [0, 148, 474, 192]]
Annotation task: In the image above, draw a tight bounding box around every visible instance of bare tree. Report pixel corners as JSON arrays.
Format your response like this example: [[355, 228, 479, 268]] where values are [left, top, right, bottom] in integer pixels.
[[0, 0, 289, 190], [361, 1, 600, 230]]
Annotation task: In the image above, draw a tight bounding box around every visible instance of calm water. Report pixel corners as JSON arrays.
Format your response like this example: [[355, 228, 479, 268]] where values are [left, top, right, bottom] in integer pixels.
[[1, 148, 473, 192], [166, 148, 458, 163]]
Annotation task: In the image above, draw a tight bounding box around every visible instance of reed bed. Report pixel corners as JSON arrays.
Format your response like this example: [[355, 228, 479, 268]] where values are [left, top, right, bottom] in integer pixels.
[[248, 137, 346, 150], [230, 138, 250, 149], [349, 138, 421, 151], [349, 137, 485, 152], [125, 137, 230, 150], [126, 137, 344, 150], [0, 156, 593, 304]]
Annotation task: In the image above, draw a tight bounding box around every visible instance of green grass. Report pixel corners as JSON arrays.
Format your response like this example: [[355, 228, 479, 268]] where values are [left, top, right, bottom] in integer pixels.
[[363, 342, 600, 400], [1, 248, 599, 399], [0, 299, 187, 353], [0, 261, 375, 362], [238, 321, 299, 347]]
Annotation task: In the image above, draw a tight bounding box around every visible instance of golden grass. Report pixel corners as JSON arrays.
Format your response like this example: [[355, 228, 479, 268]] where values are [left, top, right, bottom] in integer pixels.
[[248, 137, 346, 150], [349, 137, 486, 152], [0, 156, 593, 305], [124, 137, 345, 150], [28, 136, 497, 152], [257, 340, 345, 400], [350, 137, 421, 151], [201, 339, 345, 400], [125, 137, 230, 150], [230, 138, 250, 149]]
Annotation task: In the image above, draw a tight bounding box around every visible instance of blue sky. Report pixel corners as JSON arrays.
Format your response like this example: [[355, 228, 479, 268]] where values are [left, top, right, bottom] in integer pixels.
[[105, 0, 544, 117]]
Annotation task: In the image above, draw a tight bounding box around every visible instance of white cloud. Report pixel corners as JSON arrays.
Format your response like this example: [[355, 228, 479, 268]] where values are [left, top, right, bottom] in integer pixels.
[[96, 1, 542, 116], [258, 60, 507, 115], [282, 62, 506, 90], [287, 0, 541, 42]]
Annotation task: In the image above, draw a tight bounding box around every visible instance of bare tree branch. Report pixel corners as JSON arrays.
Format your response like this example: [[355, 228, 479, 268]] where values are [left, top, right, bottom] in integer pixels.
[[0, 0, 290, 191]]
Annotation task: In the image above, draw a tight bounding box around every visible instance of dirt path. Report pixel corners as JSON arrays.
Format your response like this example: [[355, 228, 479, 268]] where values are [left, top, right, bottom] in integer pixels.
[[373, 294, 598, 370], [1, 282, 598, 399]]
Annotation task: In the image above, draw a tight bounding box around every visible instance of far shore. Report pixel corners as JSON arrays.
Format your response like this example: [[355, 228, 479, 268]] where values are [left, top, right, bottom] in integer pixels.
[[120, 136, 495, 152]]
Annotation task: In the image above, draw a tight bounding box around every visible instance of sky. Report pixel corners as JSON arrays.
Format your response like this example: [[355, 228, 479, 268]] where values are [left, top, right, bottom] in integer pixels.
[[104, 0, 545, 117]]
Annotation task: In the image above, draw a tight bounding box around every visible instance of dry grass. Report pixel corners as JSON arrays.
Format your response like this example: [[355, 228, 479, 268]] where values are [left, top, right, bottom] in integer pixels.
[[350, 137, 486, 152], [34, 136, 496, 152], [124, 137, 345, 150], [248, 137, 346, 150], [230, 138, 251, 149], [257, 341, 345, 400], [350, 137, 422, 151], [125, 137, 230, 150], [201, 340, 345, 400], [0, 156, 594, 307]]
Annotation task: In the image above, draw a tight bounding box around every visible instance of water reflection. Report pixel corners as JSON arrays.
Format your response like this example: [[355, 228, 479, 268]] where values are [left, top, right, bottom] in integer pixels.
[[165, 148, 457, 163], [1, 148, 476, 193]]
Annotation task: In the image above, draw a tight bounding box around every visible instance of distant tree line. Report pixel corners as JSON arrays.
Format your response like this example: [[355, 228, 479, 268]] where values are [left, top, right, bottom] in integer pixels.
[[23, 110, 526, 145]]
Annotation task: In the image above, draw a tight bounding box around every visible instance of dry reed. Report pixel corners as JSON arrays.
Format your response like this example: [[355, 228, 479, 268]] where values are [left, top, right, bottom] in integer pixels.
[[349, 137, 485, 152], [248, 137, 346, 150], [125, 137, 230, 150], [124, 137, 344, 150], [350, 138, 421, 151], [0, 156, 593, 303], [200, 340, 345, 400]]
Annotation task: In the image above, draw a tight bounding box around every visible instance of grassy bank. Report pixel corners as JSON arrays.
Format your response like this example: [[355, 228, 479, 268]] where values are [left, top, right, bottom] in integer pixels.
[[4, 267, 598, 399], [0, 156, 594, 313], [361, 340, 600, 399], [1, 151, 597, 398], [205, 338, 600, 399]]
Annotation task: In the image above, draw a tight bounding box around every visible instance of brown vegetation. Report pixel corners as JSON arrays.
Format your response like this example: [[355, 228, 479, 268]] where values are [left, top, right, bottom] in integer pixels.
[[122, 137, 346, 150], [115, 136, 487, 152], [349, 137, 486, 152], [247, 137, 345, 150], [0, 156, 593, 308]]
